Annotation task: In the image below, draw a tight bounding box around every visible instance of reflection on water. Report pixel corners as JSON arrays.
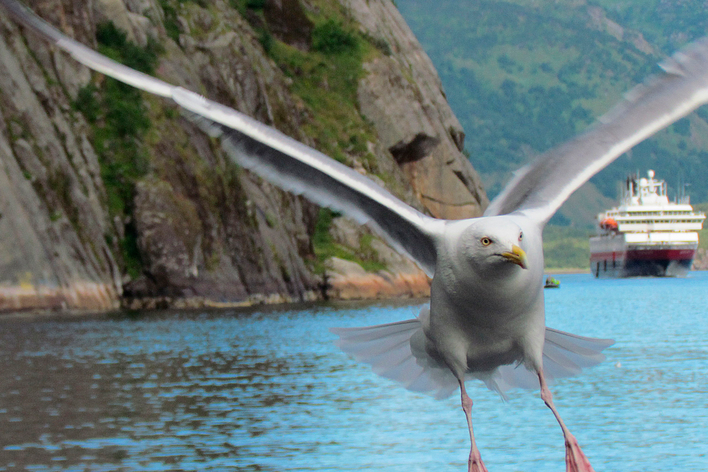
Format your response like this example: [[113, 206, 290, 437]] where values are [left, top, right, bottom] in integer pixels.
[[1, 275, 708, 471]]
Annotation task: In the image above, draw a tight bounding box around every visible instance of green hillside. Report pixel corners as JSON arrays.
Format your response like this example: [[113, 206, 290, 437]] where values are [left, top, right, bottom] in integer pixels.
[[542, 225, 593, 270], [396, 0, 708, 227], [692, 203, 708, 250], [590, 0, 708, 52]]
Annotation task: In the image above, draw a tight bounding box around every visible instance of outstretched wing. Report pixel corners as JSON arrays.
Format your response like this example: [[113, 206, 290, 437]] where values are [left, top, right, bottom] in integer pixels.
[[485, 37, 708, 225], [1, 0, 444, 276]]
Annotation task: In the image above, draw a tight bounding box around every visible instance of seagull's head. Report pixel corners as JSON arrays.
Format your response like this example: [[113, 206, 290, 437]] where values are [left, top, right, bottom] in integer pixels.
[[461, 217, 529, 274]]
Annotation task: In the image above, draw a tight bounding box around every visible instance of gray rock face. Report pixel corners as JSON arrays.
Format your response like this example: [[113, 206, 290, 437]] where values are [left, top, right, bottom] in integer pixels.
[[347, 0, 489, 220], [264, 0, 313, 50], [0, 0, 487, 311], [0, 7, 120, 311]]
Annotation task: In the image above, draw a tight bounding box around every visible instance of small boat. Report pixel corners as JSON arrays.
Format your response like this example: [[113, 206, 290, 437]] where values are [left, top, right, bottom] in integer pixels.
[[544, 276, 560, 288]]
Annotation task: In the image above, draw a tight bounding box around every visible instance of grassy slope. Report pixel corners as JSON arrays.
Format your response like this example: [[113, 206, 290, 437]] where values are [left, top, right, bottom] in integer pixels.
[[396, 0, 708, 226], [542, 225, 593, 270], [691, 203, 708, 251], [395, 0, 708, 269]]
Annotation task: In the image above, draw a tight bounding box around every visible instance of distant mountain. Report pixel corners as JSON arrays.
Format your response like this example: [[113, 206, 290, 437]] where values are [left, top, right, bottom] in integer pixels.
[[397, 0, 708, 227]]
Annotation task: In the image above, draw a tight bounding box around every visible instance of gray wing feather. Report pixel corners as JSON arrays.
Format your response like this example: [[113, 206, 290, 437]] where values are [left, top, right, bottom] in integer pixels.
[[0, 0, 173, 97], [333, 320, 613, 399], [1, 0, 442, 276], [485, 37, 708, 225], [330, 316, 459, 400], [185, 112, 441, 275], [485, 328, 614, 397]]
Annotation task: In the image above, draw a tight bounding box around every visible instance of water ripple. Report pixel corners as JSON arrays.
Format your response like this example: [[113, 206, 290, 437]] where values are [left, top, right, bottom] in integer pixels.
[[1, 279, 708, 470]]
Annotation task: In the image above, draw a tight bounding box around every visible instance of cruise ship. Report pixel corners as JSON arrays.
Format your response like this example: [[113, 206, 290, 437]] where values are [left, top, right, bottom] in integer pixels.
[[589, 170, 705, 277]]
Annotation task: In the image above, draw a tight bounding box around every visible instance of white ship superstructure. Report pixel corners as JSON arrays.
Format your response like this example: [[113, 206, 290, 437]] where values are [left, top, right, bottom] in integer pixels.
[[589, 170, 705, 277]]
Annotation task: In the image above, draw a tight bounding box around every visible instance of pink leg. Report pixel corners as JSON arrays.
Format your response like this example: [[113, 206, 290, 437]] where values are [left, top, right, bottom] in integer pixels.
[[538, 372, 595, 472], [459, 380, 488, 472]]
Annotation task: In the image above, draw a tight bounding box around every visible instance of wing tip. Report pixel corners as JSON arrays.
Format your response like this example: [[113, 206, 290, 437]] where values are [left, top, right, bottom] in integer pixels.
[[1, 0, 64, 44]]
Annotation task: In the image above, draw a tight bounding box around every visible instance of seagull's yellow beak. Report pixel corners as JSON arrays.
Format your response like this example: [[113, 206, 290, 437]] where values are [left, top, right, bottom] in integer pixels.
[[501, 245, 528, 269]]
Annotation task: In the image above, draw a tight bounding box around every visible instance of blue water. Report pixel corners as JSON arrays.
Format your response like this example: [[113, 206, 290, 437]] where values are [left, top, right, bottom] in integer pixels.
[[1, 273, 707, 471]]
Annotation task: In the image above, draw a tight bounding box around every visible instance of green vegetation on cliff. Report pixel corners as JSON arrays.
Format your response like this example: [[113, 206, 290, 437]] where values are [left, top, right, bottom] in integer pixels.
[[246, 1, 399, 272], [74, 21, 161, 277], [312, 209, 386, 274], [75, 2, 403, 279], [263, 5, 389, 176]]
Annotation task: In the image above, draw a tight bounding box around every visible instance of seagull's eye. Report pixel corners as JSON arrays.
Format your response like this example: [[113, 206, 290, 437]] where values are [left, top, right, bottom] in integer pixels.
[[480, 237, 492, 246], [519, 232, 523, 241]]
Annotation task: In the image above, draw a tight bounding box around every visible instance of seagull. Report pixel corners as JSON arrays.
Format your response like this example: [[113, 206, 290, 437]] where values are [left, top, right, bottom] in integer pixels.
[[4, 0, 708, 470]]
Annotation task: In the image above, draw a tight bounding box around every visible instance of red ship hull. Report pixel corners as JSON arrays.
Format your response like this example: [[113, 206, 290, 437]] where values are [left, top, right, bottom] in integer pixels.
[[590, 246, 696, 277]]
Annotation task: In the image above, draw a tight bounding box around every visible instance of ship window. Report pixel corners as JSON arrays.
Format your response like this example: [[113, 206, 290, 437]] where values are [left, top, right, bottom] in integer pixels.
[[603, 260, 607, 271]]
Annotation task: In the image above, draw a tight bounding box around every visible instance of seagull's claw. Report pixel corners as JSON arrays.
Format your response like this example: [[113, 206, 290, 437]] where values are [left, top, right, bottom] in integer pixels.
[[564, 433, 595, 472]]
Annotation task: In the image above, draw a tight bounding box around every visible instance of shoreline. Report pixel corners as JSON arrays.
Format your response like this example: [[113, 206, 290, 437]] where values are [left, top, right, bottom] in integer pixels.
[[8, 268, 705, 316], [544, 267, 591, 274]]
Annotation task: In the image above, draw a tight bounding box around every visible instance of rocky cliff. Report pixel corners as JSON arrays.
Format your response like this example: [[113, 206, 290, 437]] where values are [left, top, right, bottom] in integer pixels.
[[692, 248, 708, 271], [0, 0, 487, 311]]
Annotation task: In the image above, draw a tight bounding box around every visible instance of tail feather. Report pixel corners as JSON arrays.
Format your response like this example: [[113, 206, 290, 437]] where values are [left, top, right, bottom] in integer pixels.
[[542, 342, 584, 376], [541, 328, 613, 384], [332, 319, 420, 345], [368, 342, 414, 373], [337, 334, 411, 359], [405, 369, 433, 392], [483, 364, 539, 394], [487, 328, 614, 396], [545, 327, 615, 353], [331, 316, 614, 400], [330, 316, 459, 399], [377, 355, 420, 381]]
